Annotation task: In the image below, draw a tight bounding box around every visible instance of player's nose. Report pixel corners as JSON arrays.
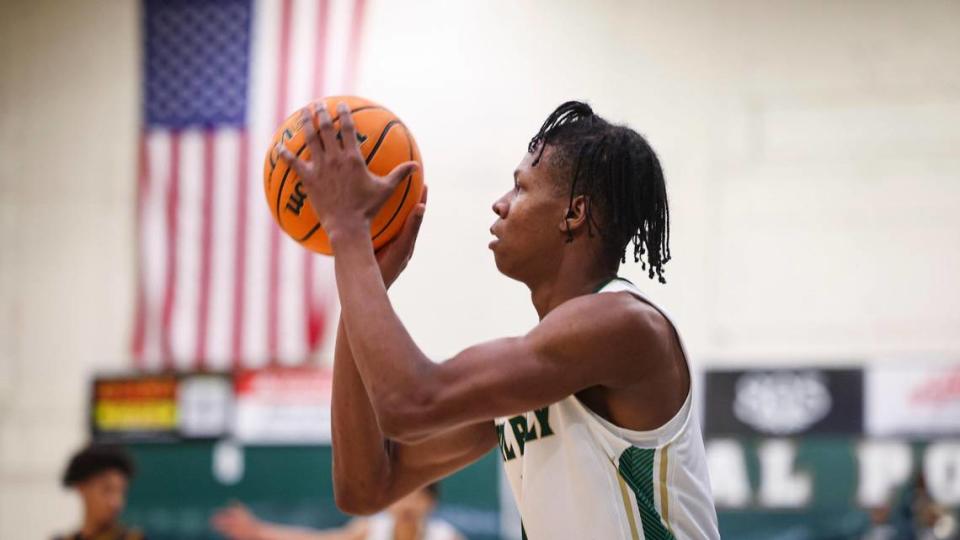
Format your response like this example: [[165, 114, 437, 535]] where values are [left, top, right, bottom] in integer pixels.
[[492, 192, 509, 218]]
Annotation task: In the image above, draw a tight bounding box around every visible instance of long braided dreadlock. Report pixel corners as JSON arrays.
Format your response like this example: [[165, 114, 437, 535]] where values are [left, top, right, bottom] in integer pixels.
[[528, 101, 671, 283]]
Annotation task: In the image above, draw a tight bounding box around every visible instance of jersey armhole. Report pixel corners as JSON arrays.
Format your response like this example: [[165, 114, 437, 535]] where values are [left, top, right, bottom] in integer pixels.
[[590, 278, 694, 447]]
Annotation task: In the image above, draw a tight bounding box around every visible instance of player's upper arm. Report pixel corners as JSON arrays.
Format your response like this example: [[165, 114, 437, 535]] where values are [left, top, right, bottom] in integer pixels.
[[379, 292, 670, 441]]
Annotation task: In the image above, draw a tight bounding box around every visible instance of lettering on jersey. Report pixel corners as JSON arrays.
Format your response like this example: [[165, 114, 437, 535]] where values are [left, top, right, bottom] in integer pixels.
[[497, 406, 555, 462], [285, 181, 308, 215], [496, 423, 516, 461], [534, 407, 554, 437]]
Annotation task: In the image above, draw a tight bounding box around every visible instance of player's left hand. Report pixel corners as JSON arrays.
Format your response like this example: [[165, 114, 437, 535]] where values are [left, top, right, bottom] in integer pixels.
[[376, 185, 427, 288], [276, 102, 419, 241]]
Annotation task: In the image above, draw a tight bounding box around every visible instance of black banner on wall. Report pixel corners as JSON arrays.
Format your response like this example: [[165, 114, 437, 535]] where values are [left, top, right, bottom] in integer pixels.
[[704, 368, 863, 436]]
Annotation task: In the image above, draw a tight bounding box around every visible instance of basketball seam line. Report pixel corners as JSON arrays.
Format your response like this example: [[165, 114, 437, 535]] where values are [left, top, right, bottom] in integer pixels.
[[370, 123, 415, 241]]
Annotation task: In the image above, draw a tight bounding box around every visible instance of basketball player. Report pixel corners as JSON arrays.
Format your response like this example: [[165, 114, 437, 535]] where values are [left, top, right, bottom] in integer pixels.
[[277, 101, 720, 539]]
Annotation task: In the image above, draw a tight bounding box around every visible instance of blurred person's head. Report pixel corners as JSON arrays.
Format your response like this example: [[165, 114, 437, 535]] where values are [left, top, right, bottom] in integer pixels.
[[388, 483, 440, 525], [490, 100, 670, 286], [62, 444, 135, 530]]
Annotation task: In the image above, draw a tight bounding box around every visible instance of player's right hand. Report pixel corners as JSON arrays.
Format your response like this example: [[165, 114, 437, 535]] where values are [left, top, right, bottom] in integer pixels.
[[375, 186, 427, 288], [210, 502, 264, 540]]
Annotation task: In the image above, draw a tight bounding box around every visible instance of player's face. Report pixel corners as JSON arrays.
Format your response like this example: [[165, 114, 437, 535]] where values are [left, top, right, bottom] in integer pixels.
[[489, 148, 569, 281], [78, 470, 128, 528]]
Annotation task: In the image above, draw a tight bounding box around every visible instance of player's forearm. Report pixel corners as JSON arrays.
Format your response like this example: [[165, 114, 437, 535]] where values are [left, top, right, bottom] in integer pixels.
[[330, 319, 394, 514], [330, 227, 438, 439]]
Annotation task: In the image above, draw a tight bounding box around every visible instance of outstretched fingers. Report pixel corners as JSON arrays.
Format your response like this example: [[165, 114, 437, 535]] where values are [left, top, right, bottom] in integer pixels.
[[336, 102, 364, 160], [301, 107, 324, 162], [275, 144, 310, 178], [315, 102, 337, 156]]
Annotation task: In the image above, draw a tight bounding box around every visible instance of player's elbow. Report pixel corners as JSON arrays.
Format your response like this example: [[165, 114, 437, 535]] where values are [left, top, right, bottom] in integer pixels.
[[377, 388, 437, 443]]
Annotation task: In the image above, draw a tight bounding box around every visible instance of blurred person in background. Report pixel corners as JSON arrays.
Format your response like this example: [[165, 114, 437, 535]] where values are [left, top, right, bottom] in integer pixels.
[[861, 504, 897, 540], [55, 444, 143, 540], [861, 475, 959, 540], [211, 483, 463, 540], [913, 476, 959, 540]]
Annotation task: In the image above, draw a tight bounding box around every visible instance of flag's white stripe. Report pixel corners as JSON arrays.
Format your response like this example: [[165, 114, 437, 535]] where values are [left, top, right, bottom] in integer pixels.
[[324, 0, 355, 96], [289, 0, 319, 107], [142, 131, 172, 370], [206, 129, 241, 370], [243, 0, 283, 367], [170, 129, 203, 370]]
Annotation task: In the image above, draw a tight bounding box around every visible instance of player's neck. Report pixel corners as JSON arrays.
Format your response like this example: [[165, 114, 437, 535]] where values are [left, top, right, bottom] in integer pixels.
[[528, 256, 615, 320]]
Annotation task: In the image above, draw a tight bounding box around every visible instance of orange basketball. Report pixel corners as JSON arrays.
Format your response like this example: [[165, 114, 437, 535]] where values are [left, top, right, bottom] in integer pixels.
[[263, 96, 425, 255]]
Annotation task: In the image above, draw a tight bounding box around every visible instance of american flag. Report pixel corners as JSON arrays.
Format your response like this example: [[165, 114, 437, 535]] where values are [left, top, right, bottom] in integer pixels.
[[133, 0, 367, 371]]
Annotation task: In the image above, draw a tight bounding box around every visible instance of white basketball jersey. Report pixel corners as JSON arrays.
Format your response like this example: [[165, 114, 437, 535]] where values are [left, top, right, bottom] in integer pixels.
[[495, 278, 719, 540], [366, 514, 461, 540]]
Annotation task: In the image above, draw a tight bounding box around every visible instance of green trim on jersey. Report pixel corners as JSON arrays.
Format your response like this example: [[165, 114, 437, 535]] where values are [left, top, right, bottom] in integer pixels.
[[594, 276, 638, 293], [618, 447, 676, 540], [593, 277, 618, 293]]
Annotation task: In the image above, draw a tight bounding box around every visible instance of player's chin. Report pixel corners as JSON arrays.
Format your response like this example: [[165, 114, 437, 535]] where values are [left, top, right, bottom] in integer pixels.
[[491, 248, 521, 280], [490, 243, 507, 270]]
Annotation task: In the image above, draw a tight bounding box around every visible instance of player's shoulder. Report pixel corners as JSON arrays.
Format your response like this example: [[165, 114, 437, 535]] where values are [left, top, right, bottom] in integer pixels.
[[532, 289, 673, 367], [549, 286, 671, 337]]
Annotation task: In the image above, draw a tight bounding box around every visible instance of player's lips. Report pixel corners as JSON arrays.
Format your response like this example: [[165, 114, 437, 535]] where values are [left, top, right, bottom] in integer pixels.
[[488, 225, 500, 249]]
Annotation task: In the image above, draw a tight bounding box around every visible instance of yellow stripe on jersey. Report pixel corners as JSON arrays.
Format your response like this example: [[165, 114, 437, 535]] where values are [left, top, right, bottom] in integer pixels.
[[611, 457, 641, 540], [660, 444, 673, 533]]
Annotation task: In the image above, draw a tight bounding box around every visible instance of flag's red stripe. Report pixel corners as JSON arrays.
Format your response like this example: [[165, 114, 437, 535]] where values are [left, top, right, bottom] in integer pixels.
[[304, 0, 333, 353], [132, 132, 150, 369], [268, 0, 295, 365], [343, 0, 367, 93], [195, 130, 216, 369], [160, 133, 181, 369], [231, 130, 250, 369]]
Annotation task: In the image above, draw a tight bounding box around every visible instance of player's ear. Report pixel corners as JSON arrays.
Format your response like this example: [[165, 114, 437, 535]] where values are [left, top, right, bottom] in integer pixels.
[[559, 195, 589, 236]]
